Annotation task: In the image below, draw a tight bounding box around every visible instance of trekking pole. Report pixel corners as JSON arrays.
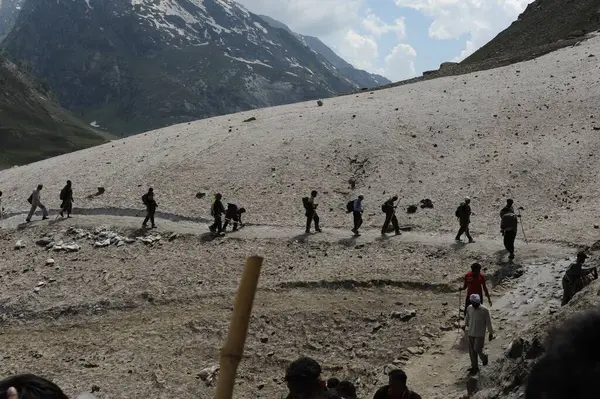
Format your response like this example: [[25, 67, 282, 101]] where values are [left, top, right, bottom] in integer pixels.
[[518, 207, 529, 244]]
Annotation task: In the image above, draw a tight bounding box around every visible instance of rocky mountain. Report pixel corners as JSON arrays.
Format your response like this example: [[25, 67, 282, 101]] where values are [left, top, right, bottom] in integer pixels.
[[463, 0, 600, 64], [1, 0, 388, 135], [258, 15, 390, 88], [0, 56, 109, 167], [0, 0, 21, 42]]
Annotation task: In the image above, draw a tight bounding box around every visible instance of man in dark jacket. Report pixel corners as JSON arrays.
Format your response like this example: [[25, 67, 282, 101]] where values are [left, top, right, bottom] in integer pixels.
[[284, 357, 341, 399], [59, 180, 74, 218], [500, 198, 515, 218], [501, 210, 519, 260], [305, 190, 321, 234], [142, 188, 157, 229], [561, 251, 598, 306], [381, 196, 400, 236], [373, 369, 421, 399], [209, 193, 225, 234], [455, 197, 474, 243], [222, 203, 246, 232]]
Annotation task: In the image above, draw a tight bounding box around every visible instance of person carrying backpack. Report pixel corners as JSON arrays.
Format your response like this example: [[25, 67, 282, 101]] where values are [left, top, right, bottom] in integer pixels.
[[26, 184, 48, 222], [59, 180, 74, 218], [209, 193, 225, 234], [455, 197, 474, 243], [142, 188, 157, 229], [351, 195, 364, 236], [222, 203, 246, 232], [381, 196, 400, 236], [303, 190, 321, 234], [501, 209, 519, 260]]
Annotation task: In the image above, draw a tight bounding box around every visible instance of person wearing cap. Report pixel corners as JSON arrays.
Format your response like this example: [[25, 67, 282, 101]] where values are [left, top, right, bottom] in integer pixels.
[[500, 199, 515, 218], [461, 262, 492, 315], [284, 357, 341, 399], [455, 197, 474, 243], [351, 195, 364, 236], [464, 293, 494, 374], [373, 369, 422, 399], [562, 251, 598, 306]]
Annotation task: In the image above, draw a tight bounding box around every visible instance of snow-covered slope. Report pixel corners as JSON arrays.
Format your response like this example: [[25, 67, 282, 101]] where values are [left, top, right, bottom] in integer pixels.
[[3, 0, 377, 134]]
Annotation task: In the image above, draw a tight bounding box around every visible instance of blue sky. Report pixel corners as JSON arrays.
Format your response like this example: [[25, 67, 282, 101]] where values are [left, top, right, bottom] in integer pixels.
[[237, 0, 533, 81]]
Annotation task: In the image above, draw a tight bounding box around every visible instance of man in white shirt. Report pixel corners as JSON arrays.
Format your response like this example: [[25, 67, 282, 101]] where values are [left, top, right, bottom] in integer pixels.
[[26, 184, 49, 222], [351, 195, 364, 236], [464, 293, 494, 374]]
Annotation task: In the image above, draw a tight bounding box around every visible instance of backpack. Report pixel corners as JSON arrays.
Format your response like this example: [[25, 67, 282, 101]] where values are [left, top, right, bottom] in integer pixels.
[[346, 200, 354, 213], [142, 193, 149, 205], [27, 194, 33, 204], [455, 204, 463, 218], [381, 202, 389, 213], [59, 187, 66, 201], [302, 197, 310, 211]]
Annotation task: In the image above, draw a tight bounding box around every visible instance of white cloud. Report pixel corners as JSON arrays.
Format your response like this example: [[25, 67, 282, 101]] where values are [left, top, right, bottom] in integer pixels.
[[384, 43, 417, 81], [336, 29, 380, 71], [361, 10, 406, 39], [394, 0, 532, 60], [236, 0, 364, 37]]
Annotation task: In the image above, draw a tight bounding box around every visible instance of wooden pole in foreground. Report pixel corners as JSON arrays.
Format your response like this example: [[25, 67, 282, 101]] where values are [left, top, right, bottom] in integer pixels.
[[215, 255, 264, 399]]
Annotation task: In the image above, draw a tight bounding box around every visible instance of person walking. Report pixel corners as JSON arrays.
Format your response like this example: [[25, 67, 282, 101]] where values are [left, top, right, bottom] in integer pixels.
[[303, 190, 321, 234], [222, 203, 246, 232], [561, 251, 598, 306], [26, 185, 48, 222], [209, 193, 225, 234], [464, 294, 494, 374], [381, 196, 401, 236], [461, 262, 492, 315], [59, 180, 74, 218], [501, 209, 519, 260], [500, 198, 515, 218], [351, 195, 364, 236], [142, 188, 157, 229], [455, 197, 474, 243]]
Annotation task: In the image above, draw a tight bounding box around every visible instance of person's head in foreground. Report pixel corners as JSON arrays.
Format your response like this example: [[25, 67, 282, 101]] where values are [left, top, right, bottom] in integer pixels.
[[471, 262, 482, 275], [470, 294, 481, 308], [526, 309, 600, 399], [285, 357, 325, 398], [326, 378, 339, 390], [388, 369, 408, 395], [336, 380, 356, 398], [0, 374, 68, 399]]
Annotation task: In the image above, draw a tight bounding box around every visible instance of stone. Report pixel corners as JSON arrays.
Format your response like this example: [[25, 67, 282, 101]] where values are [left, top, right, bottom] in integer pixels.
[[317, 100, 323, 106], [94, 239, 111, 248], [198, 365, 219, 385], [196, 192, 206, 199], [406, 346, 424, 355], [243, 117, 257, 122], [36, 237, 53, 246], [306, 341, 323, 351], [96, 187, 105, 195], [168, 233, 179, 241], [507, 338, 524, 359], [64, 244, 81, 252], [372, 323, 383, 333], [567, 29, 585, 37], [46, 258, 55, 265], [14, 240, 25, 250], [420, 198, 434, 209], [391, 309, 417, 321], [406, 205, 418, 214], [260, 336, 269, 343], [593, 126, 600, 131], [124, 238, 136, 244]]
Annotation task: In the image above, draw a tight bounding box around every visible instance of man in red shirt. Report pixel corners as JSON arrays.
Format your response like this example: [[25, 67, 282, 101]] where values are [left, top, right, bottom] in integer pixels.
[[461, 263, 492, 314]]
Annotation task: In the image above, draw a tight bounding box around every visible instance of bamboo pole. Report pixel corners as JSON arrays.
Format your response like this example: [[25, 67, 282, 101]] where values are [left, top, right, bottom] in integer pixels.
[[215, 255, 264, 399]]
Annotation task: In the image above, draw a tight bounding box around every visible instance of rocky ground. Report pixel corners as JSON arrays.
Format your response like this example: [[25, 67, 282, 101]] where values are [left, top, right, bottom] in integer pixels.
[[0, 211, 586, 398]]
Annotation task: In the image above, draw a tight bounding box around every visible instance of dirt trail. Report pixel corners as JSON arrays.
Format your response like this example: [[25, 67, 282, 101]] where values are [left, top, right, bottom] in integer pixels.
[[403, 258, 567, 399]]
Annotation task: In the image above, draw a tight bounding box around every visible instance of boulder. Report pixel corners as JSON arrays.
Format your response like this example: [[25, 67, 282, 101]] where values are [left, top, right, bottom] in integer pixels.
[[46, 258, 55, 265], [36, 237, 53, 246], [198, 365, 219, 386], [507, 338, 525, 359], [14, 240, 25, 250], [94, 239, 111, 248], [391, 309, 417, 321], [420, 198, 434, 209], [406, 205, 418, 214]]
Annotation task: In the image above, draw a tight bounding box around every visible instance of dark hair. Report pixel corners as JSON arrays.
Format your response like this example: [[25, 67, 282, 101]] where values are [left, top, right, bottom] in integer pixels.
[[215, 193, 222, 199], [392, 196, 398, 201], [337, 380, 357, 398], [37, 185, 43, 190], [526, 310, 600, 399], [285, 357, 322, 395], [66, 180, 71, 185], [471, 262, 482, 272], [311, 190, 317, 197], [239, 208, 246, 214], [507, 199, 514, 205], [326, 377, 340, 389], [0, 374, 69, 399], [388, 369, 407, 384], [148, 187, 153, 192]]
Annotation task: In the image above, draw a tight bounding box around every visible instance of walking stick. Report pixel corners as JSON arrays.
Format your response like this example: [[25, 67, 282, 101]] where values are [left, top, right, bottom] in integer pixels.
[[517, 208, 529, 244], [215, 256, 264, 399]]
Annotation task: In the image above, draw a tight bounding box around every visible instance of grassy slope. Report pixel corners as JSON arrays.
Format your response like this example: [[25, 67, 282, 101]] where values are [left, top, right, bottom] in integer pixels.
[[0, 57, 110, 166]]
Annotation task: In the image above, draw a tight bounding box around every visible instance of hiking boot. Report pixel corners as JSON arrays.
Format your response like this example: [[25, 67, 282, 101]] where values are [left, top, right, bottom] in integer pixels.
[[315, 228, 322, 233], [455, 237, 462, 242], [151, 225, 157, 229], [468, 367, 479, 375], [42, 216, 49, 220], [509, 253, 515, 260], [59, 212, 64, 218], [25, 219, 31, 223], [142, 224, 148, 228], [395, 231, 401, 236], [468, 239, 475, 243], [305, 229, 311, 234]]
